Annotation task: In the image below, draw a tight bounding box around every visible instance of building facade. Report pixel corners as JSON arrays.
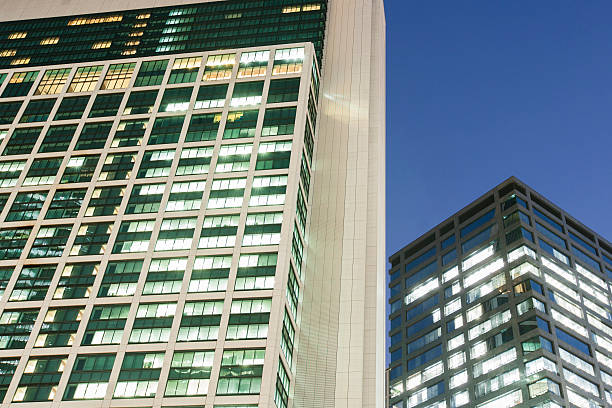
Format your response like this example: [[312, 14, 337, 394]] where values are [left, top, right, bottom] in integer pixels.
[[388, 177, 612, 408], [0, 1, 386, 407]]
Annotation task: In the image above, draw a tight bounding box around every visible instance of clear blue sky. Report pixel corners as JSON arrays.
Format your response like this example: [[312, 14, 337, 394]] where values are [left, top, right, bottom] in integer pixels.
[[386, 2, 612, 258]]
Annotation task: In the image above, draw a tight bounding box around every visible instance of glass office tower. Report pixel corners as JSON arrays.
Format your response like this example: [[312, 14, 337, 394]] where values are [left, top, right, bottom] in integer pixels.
[[0, 1, 386, 407], [388, 177, 612, 408]]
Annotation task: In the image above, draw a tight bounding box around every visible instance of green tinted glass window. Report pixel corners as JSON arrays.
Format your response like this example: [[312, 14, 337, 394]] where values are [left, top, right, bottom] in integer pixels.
[[134, 59, 168, 87], [75, 122, 112, 150], [61, 155, 99, 183], [123, 90, 158, 115], [3, 127, 42, 155], [159, 87, 192, 112], [1, 71, 38, 98], [262, 107, 296, 136], [148, 115, 185, 144], [19, 98, 56, 123], [6, 191, 48, 221], [223, 110, 258, 139], [0, 101, 23, 125], [186, 113, 220, 142], [45, 189, 87, 219], [38, 124, 78, 153], [54, 95, 90, 120], [267, 78, 300, 103], [88, 93, 124, 118]]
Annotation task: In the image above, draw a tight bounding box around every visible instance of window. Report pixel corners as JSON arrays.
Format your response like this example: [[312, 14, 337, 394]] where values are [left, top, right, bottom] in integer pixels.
[[130, 303, 176, 343], [63, 354, 115, 400], [126, 183, 165, 214], [528, 378, 560, 398], [3, 127, 42, 155], [516, 297, 546, 315], [189, 255, 231, 293], [525, 356, 558, 376], [407, 309, 441, 338], [102, 63, 135, 89], [536, 222, 567, 249], [54, 95, 90, 120], [45, 189, 86, 219], [226, 298, 272, 339], [470, 327, 514, 359], [114, 352, 164, 398], [178, 301, 223, 341], [238, 50, 269, 78], [2, 71, 38, 98], [61, 155, 99, 183], [224, 110, 258, 139], [521, 335, 553, 353], [35, 307, 83, 347], [408, 344, 443, 371], [20, 98, 56, 122], [137, 149, 174, 177], [216, 143, 252, 173], [0, 160, 25, 187], [98, 260, 142, 297], [169, 56, 202, 83], [28, 225, 72, 258], [54, 263, 97, 299], [195, 84, 228, 109], [250, 175, 287, 206], [70, 223, 112, 256], [100, 152, 136, 180], [112, 220, 155, 253], [35, 68, 71, 95], [199, 214, 239, 248], [85, 186, 124, 216], [155, 217, 197, 251], [88, 93, 124, 117], [149, 115, 185, 144], [518, 315, 550, 335], [68, 65, 103, 92], [461, 208, 495, 237], [6, 191, 48, 221], [231, 81, 264, 106], [82, 305, 129, 345], [39, 124, 78, 152], [256, 141, 292, 170], [186, 112, 221, 141], [0, 226, 31, 259], [176, 146, 213, 175], [9, 264, 55, 301], [235, 252, 277, 291], [134, 59, 168, 87], [0, 101, 23, 124], [112, 119, 148, 147], [13, 356, 67, 402], [159, 87, 192, 112], [167, 180, 206, 211], [0, 359, 19, 400], [280, 310, 295, 365], [473, 347, 517, 378], [123, 90, 158, 115], [203, 53, 235, 81], [143, 257, 187, 295], [75, 122, 113, 149], [273, 47, 304, 75], [556, 328, 591, 356], [262, 107, 296, 136], [207, 178, 246, 208], [243, 212, 283, 246], [0, 309, 37, 349], [267, 78, 300, 103], [216, 349, 265, 395], [166, 351, 214, 396]]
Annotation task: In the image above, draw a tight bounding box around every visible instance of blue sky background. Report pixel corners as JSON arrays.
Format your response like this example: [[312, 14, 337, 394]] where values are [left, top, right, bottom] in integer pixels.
[[386, 2, 612, 259]]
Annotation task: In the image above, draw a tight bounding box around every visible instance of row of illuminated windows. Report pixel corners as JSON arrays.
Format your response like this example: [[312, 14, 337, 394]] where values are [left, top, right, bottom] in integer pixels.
[[0, 251, 295, 300], [0, 107, 297, 155], [391, 321, 611, 407], [0, 139, 292, 188], [0, 210, 285, 259], [0, 298, 273, 350], [0, 348, 265, 402], [0, 46, 304, 93]]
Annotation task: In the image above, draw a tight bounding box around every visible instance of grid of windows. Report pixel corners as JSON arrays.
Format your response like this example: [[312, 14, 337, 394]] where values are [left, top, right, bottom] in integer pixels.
[[388, 180, 612, 408], [0, 42, 318, 407]]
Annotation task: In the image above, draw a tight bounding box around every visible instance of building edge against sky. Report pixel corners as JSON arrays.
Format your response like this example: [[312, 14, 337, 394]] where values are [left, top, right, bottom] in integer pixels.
[[387, 176, 612, 408], [0, 1, 386, 408]]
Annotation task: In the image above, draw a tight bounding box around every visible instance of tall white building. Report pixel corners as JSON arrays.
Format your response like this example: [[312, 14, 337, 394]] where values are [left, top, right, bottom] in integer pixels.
[[0, 1, 385, 407]]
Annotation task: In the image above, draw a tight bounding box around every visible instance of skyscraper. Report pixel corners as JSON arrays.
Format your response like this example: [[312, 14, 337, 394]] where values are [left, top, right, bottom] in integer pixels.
[[0, 1, 385, 407], [388, 177, 612, 408]]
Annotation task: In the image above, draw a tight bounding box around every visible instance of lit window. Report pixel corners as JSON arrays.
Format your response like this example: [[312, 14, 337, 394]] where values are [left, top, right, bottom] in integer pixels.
[[40, 37, 59, 45], [0, 50, 16, 57], [10, 58, 30, 65], [189, 256, 231, 293], [36, 68, 71, 95], [68, 15, 122, 25], [8, 32, 27, 39], [102, 63, 135, 89], [92, 41, 112, 49], [449, 370, 468, 389], [129, 31, 144, 37], [273, 47, 304, 75], [68, 65, 103, 92], [121, 49, 136, 56], [203, 53, 235, 81], [136, 13, 151, 19], [238, 51, 269, 78], [165, 351, 214, 396]]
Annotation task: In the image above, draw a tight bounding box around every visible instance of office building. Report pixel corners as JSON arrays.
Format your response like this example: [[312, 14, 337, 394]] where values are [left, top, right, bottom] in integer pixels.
[[388, 177, 612, 408], [0, 1, 386, 407]]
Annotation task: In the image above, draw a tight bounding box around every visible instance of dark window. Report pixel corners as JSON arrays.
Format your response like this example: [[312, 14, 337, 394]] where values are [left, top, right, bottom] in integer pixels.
[[133, 59, 168, 87], [39, 124, 78, 153], [54, 95, 90, 120], [88, 93, 124, 118], [3, 127, 42, 155], [267, 78, 300, 103], [0, 101, 22, 125], [6, 191, 48, 221], [75, 122, 112, 150], [61, 155, 99, 183], [123, 90, 158, 115], [148, 115, 185, 144], [45, 189, 87, 219], [186, 113, 220, 142], [19, 98, 56, 123]]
